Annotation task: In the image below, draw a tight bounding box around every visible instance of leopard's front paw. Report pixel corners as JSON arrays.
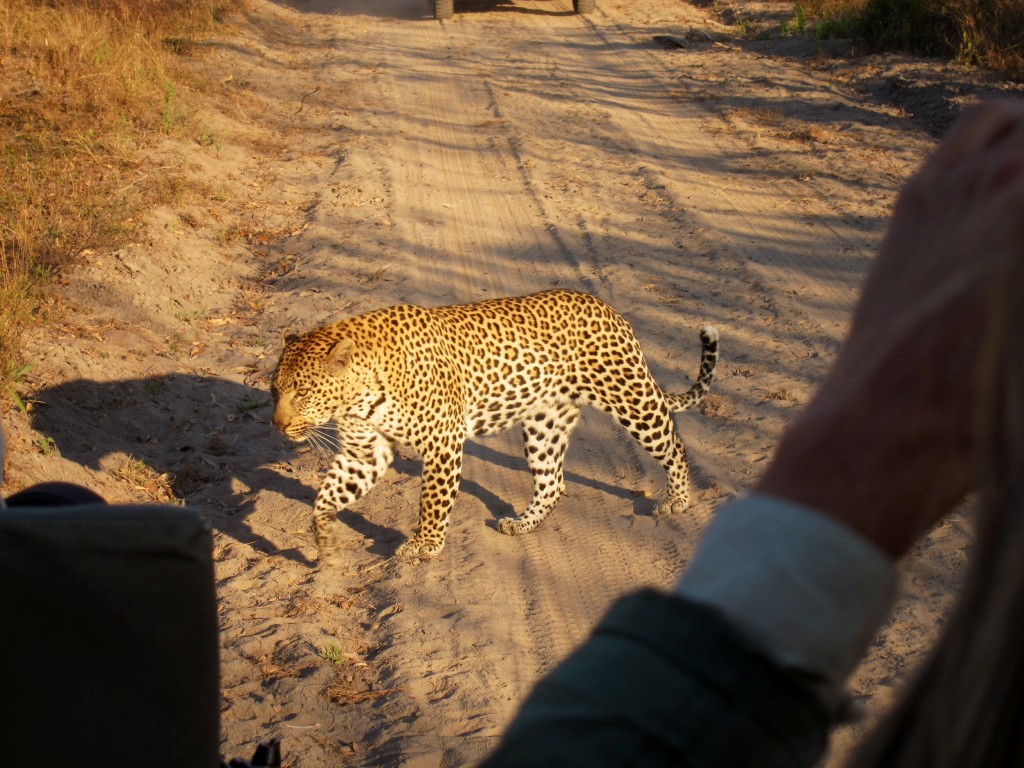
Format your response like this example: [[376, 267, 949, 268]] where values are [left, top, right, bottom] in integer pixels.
[[314, 521, 346, 565], [653, 497, 689, 516], [395, 535, 445, 561], [498, 515, 534, 536]]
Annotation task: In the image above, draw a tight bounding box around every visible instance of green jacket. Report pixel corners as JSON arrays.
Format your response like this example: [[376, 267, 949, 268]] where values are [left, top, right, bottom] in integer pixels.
[[482, 589, 828, 768]]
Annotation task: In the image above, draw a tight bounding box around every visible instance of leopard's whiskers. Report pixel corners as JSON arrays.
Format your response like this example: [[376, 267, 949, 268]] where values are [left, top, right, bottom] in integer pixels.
[[305, 424, 339, 458]]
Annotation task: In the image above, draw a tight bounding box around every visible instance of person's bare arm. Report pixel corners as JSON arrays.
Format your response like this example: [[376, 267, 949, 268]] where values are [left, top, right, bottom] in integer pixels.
[[758, 100, 1024, 557]]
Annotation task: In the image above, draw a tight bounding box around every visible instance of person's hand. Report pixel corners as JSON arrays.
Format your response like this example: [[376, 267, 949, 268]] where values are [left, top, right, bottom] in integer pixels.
[[758, 100, 1024, 557]]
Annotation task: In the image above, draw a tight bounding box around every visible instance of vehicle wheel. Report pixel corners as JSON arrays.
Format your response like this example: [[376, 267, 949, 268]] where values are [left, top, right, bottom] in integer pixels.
[[434, 0, 454, 19], [573, 0, 595, 14]]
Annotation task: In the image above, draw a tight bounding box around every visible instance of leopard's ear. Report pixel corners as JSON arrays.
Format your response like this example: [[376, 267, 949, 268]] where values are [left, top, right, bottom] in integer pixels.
[[282, 330, 300, 347], [325, 338, 356, 372]]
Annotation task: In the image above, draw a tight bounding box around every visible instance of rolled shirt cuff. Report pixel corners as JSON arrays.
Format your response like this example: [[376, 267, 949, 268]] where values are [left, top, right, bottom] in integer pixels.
[[674, 494, 897, 696]]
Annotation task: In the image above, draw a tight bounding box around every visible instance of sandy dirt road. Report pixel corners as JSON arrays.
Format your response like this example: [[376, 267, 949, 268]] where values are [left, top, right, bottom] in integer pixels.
[[5, 0, 1008, 764]]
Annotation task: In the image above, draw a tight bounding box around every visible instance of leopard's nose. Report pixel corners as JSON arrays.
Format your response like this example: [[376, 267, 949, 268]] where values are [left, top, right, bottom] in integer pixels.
[[272, 410, 288, 433]]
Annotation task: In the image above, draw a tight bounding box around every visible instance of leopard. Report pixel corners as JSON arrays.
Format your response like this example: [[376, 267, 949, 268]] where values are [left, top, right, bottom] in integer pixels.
[[271, 289, 719, 562]]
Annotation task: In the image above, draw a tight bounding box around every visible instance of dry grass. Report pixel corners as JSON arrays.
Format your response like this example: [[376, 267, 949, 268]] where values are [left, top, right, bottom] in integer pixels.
[[109, 455, 180, 503], [0, 0, 244, 405], [801, 0, 1024, 80], [323, 683, 403, 705], [957, 0, 1024, 80]]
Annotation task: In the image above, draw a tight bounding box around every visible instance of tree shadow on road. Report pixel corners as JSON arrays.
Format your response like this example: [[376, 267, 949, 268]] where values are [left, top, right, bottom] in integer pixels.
[[266, 0, 574, 19]]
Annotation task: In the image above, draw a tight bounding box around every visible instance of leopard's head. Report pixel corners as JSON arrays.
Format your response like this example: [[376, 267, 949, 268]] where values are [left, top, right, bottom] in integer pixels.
[[271, 330, 356, 443]]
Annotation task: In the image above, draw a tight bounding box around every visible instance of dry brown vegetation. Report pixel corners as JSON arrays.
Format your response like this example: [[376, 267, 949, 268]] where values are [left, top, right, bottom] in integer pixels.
[[0, 0, 243, 405], [800, 0, 1024, 80]]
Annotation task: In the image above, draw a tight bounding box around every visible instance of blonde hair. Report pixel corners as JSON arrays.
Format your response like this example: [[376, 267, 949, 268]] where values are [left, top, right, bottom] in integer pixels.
[[848, 260, 1024, 766]]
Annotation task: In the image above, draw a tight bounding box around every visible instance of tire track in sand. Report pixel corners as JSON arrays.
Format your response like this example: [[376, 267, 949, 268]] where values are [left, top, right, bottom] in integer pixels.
[[308, 6, 720, 764]]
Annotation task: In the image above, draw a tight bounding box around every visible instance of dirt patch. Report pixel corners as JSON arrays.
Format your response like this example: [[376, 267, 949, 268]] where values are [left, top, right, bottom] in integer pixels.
[[4, 0, 1013, 764]]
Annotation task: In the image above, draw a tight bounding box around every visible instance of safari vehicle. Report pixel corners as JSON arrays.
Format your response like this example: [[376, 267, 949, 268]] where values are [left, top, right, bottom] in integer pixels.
[[433, 0, 594, 20]]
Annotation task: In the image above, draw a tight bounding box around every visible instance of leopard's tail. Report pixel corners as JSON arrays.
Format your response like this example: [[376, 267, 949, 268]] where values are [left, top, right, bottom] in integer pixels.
[[665, 325, 719, 412]]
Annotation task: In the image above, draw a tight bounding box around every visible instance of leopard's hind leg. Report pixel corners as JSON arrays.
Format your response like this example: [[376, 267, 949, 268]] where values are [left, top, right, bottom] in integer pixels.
[[499, 400, 581, 536], [591, 386, 693, 516]]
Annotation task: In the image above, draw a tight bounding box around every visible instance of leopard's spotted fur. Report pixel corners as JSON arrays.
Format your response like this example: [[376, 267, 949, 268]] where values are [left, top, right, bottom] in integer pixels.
[[271, 289, 719, 561]]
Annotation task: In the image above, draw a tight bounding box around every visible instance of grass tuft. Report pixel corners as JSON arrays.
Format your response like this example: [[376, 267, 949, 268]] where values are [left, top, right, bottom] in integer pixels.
[[0, 0, 244, 406]]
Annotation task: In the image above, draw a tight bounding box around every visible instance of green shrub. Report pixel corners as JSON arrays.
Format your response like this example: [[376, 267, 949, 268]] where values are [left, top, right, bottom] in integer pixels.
[[855, 0, 960, 56]]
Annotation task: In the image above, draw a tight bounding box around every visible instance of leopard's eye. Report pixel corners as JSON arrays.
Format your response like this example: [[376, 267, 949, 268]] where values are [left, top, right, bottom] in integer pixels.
[[296, 387, 310, 398]]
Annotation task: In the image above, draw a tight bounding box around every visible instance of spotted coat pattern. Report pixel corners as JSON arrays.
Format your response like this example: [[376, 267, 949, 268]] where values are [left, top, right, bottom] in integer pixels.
[[271, 289, 719, 561]]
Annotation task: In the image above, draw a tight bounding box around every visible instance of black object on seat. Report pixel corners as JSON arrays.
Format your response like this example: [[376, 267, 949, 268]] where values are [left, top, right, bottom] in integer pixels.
[[0, 498, 219, 767]]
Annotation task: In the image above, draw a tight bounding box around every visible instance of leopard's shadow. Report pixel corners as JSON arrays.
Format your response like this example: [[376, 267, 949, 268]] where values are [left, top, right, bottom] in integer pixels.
[[29, 374, 319, 564], [29, 375, 661, 563], [331, 439, 650, 555], [462, 438, 654, 521], [326, 450, 518, 557]]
